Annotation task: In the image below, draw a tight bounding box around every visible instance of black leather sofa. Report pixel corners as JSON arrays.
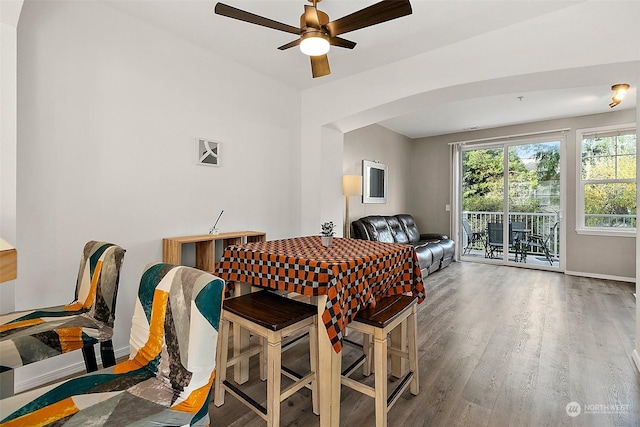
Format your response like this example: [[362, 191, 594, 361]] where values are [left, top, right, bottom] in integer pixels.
[[351, 214, 455, 276]]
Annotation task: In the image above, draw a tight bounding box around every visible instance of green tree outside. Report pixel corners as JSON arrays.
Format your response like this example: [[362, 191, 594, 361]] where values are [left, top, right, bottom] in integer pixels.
[[581, 133, 636, 227], [462, 142, 561, 214]]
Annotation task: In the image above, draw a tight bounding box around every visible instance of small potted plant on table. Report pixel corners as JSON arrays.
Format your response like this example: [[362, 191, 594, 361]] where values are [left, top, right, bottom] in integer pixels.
[[320, 221, 335, 247]]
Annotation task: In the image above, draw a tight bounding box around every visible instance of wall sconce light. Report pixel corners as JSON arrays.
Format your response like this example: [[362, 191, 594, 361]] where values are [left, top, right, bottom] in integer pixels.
[[342, 175, 362, 238], [609, 83, 630, 108]]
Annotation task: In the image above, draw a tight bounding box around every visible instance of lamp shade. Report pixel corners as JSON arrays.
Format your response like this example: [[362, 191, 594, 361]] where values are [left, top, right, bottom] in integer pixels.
[[343, 175, 362, 196]]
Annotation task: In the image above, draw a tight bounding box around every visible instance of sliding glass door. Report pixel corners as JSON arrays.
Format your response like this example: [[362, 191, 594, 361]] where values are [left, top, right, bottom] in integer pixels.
[[459, 137, 562, 269]]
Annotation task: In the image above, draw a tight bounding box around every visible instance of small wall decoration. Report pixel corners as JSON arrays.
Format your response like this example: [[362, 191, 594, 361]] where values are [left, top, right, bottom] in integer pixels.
[[362, 160, 388, 204], [196, 138, 220, 167]]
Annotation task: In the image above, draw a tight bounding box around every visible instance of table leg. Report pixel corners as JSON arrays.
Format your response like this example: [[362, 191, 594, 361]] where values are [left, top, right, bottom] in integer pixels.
[[313, 295, 341, 427], [233, 282, 251, 384]]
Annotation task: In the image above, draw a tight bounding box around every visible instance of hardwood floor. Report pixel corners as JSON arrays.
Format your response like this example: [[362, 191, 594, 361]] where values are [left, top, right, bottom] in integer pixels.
[[209, 261, 640, 426]]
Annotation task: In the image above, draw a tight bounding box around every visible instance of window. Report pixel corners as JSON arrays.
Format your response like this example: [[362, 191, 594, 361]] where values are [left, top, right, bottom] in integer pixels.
[[577, 124, 636, 236]]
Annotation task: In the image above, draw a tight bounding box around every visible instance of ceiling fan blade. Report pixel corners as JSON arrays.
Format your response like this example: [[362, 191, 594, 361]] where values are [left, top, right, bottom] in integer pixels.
[[278, 39, 302, 51], [330, 37, 356, 49], [326, 0, 412, 37], [304, 5, 321, 29], [310, 55, 331, 78], [215, 3, 301, 35]]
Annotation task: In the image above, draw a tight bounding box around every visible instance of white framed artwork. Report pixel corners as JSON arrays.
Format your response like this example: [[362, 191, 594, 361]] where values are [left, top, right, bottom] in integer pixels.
[[362, 160, 387, 204], [196, 138, 221, 167]]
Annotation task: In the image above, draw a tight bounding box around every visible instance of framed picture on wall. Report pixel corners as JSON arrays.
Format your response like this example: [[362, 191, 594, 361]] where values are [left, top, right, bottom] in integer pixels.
[[362, 160, 387, 204], [196, 138, 221, 167]]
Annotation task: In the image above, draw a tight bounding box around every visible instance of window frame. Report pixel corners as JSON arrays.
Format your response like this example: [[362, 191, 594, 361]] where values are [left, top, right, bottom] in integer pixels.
[[576, 123, 637, 237]]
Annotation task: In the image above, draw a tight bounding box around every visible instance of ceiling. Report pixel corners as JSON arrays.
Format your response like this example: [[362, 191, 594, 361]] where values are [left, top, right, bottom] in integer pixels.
[[104, 0, 637, 138]]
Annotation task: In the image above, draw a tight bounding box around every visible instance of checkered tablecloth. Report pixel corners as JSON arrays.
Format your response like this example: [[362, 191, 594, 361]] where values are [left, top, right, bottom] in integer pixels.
[[216, 236, 425, 352]]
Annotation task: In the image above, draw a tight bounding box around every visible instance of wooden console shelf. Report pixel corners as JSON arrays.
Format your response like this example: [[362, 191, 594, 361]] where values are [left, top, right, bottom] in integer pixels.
[[163, 231, 266, 273]]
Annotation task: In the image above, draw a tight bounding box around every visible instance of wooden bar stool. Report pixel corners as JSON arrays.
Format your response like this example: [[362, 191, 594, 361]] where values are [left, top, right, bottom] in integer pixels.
[[341, 294, 419, 427], [214, 290, 318, 426]]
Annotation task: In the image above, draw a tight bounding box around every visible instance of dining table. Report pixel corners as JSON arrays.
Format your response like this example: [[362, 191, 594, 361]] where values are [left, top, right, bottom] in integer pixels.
[[216, 235, 425, 427]]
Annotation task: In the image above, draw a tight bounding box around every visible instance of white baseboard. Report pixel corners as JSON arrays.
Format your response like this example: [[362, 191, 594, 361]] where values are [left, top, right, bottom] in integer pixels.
[[633, 350, 640, 374], [564, 270, 635, 284], [15, 346, 130, 394]]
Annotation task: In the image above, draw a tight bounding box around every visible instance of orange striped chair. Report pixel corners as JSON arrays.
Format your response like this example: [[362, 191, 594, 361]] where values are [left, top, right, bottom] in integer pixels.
[[0, 263, 225, 427], [0, 241, 125, 396]]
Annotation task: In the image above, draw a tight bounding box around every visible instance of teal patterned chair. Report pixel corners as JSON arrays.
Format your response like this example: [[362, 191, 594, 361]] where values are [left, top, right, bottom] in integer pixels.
[[0, 241, 126, 396], [0, 263, 225, 427]]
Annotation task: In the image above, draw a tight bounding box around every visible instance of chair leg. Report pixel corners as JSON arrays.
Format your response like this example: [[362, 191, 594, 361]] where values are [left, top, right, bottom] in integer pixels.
[[407, 306, 419, 395], [390, 321, 407, 378], [309, 322, 319, 415], [363, 334, 373, 376], [214, 318, 230, 407], [260, 336, 267, 381], [0, 369, 15, 398], [100, 340, 116, 368], [373, 330, 388, 427], [266, 333, 282, 427], [234, 321, 251, 384], [82, 345, 99, 373]]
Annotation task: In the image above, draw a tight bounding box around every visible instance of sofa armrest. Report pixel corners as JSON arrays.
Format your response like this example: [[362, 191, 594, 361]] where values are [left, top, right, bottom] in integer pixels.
[[420, 233, 449, 240], [351, 220, 369, 240]]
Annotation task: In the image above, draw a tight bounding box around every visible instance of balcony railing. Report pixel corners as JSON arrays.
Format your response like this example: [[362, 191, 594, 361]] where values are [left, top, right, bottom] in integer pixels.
[[585, 213, 636, 228], [462, 211, 559, 258]]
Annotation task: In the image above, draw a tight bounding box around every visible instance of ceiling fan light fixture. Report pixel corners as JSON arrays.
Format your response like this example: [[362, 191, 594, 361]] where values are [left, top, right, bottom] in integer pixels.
[[610, 83, 630, 108], [214, 0, 413, 77], [300, 31, 330, 56]]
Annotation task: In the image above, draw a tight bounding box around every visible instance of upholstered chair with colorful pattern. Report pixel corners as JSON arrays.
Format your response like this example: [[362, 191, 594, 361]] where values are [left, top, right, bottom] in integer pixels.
[[0, 241, 126, 396], [0, 263, 225, 427]]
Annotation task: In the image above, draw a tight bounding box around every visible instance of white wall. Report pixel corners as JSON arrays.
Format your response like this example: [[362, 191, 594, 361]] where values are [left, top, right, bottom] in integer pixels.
[[343, 124, 412, 222], [407, 134, 452, 236], [12, 0, 300, 390], [0, 0, 22, 313]]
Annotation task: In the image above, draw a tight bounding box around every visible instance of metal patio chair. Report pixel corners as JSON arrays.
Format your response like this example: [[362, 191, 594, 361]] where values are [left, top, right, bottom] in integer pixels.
[[527, 222, 559, 266], [486, 222, 516, 259], [462, 218, 484, 255]]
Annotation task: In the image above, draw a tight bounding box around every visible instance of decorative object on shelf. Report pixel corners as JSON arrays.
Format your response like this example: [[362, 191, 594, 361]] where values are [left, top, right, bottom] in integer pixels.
[[197, 138, 221, 166], [320, 221, 335, 247], [362, 160, 387, 204], [209, 210, 224, 235], [342, 175, 362, 238]]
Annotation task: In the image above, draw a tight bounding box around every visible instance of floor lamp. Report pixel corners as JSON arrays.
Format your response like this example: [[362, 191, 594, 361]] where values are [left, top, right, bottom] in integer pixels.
[[343, 175, 362, 238]]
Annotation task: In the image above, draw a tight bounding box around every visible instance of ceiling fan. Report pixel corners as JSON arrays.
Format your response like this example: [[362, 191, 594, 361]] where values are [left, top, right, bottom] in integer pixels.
[[214, 0, 412, 78]]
